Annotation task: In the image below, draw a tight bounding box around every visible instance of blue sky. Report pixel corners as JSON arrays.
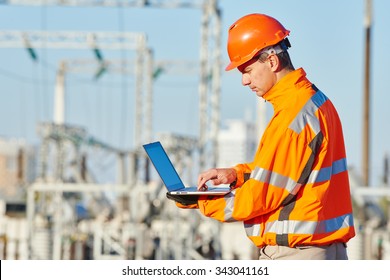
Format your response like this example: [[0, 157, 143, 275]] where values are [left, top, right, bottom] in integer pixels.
[[0, 0, 389, 186]]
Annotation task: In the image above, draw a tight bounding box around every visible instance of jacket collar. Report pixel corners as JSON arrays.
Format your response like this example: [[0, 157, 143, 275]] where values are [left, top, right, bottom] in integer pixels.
[[263, 68, 307, 111]]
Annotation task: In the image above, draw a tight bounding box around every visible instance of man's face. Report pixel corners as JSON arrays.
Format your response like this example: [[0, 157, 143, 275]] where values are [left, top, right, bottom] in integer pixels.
[[237, 55, 276, 97]]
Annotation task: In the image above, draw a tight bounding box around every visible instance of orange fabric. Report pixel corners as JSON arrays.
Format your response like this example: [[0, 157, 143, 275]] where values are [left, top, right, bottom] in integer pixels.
[[198, 68, 355, 248], [174, 201, 199, 209]]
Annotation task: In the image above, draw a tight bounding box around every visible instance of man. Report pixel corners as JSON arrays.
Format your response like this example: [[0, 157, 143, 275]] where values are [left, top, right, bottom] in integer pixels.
[[169, 13, 356, 260]]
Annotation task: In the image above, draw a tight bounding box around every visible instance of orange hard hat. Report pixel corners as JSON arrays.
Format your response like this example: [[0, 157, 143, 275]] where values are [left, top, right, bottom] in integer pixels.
[[225, 13, 290, 71]]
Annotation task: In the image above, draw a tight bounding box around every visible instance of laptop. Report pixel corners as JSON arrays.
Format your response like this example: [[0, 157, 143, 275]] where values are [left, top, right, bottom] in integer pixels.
[[143, 141, 231, 196]]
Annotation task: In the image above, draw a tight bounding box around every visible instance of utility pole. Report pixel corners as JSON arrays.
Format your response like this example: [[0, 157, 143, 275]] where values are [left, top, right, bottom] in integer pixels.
[[363, 0, 372, 187], [383, 153, 389, 185], [362, 0, 374, 260]]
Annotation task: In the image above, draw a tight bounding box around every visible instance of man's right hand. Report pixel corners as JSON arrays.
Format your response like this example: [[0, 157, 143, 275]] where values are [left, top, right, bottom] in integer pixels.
[[197, 168, 237, 190]]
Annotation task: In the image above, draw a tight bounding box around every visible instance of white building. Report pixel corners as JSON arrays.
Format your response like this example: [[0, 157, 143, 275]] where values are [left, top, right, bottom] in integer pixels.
[[217, 118, 260, 259], [217, 119, 258, 168]]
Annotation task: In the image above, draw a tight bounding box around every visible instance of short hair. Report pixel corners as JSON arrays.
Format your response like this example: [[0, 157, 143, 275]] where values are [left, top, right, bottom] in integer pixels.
[[256, 40, 295, 71], [276, 51, 295, 71]]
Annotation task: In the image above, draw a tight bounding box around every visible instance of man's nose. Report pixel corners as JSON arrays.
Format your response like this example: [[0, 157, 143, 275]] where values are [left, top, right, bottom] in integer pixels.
[[241, 74, 250, 86]]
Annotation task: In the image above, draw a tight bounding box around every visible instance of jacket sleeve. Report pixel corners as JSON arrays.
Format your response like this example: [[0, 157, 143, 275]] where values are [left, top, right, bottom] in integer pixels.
[[232, 163, 254, 188], [174, 201, 199, 209], [198, 127, 323, 222]]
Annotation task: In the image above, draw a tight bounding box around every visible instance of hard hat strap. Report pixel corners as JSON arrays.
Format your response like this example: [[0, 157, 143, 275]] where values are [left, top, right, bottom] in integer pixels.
[[260, 38, 291, 57]]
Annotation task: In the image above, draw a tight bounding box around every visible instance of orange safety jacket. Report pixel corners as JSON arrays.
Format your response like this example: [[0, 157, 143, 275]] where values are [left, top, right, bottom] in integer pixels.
[[197, 68, 355, 248]]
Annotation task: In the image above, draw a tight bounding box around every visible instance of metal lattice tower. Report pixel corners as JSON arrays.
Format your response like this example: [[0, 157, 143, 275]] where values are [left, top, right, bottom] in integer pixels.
[[0, 30, 149, 183], [0, 0, 222, 173], [0, 0, 223, 260]]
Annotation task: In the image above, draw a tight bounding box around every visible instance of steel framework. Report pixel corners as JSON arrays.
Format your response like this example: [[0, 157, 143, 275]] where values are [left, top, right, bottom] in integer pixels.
[[0, 0, 222, 173], [0, 0, 222, 260]]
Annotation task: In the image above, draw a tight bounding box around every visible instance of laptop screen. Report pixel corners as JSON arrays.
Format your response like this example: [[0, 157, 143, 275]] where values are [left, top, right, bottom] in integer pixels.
[[143, 142, 185, 191]]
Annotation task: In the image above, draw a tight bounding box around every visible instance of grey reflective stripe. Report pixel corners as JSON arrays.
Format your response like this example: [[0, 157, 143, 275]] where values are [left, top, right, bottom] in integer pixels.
[[266, 220, 317, 235], [245, 223, 261, 236], [244, 212, 354, 237], [264, 213, 354, 235], [307, 158, 348, 184], [289, 90, 328, 134], [251, 167, 301, 195], [223, 191, 237, 222]]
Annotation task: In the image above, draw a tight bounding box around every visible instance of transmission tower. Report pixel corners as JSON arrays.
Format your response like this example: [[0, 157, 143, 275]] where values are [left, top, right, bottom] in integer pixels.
[[1, 0, 222, 174], [0, 30, 149, 182], [1, 0, 223, 260]]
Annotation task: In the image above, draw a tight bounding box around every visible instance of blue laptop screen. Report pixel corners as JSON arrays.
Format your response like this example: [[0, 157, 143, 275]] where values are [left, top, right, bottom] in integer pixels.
[[143, 142, 184, 191]]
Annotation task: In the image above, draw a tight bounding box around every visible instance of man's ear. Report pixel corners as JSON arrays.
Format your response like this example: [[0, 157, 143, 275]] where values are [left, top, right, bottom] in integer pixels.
[[267, 54, 280, 71]]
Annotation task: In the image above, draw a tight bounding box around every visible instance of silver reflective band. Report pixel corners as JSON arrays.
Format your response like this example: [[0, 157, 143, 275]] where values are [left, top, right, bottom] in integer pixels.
[[265, 213, 354, 235], [259, 44, 285, 56], [289, 90, 328, 134], [223, 191, 237, 222], [244, 212, 354, 236], [251, 167, 301, 195], [245, 223, 261, 236]]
